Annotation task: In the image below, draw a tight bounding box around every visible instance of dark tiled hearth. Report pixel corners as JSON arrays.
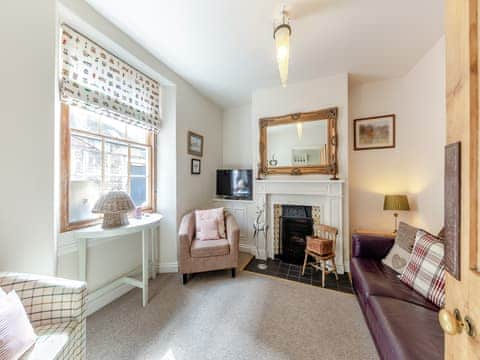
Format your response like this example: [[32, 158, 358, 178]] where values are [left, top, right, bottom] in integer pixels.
[[245, 258, 353, 294]]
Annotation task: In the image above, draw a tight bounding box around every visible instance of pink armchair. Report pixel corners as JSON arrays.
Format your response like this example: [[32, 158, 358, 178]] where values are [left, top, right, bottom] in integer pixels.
[[178, 211, 240, 284]]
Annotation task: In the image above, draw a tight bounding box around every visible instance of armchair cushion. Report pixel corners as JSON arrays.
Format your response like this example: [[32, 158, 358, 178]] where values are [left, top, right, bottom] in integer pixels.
[[195, 208, 226, 238], [198, 218, 220, 240], [191, 239, 230, 258]]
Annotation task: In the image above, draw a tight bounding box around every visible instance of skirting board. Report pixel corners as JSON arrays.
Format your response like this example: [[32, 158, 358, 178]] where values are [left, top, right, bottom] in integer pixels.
[[239, 243, 256, 255], [86, 261, 178, 316]]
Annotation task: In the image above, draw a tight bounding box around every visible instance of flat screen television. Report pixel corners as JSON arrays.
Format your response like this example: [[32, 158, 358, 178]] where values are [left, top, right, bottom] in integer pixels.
[[216, 169, 253, 200]]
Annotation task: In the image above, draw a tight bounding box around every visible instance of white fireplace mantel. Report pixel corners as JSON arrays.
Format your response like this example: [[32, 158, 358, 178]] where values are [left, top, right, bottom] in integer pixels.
[[256, 179, 344, 197], [255, 179, 347, 273]]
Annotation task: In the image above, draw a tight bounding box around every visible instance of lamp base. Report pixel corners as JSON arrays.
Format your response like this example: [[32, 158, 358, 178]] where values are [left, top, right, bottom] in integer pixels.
[[393, 213, 399, 233], [102, 212, 129, 228]]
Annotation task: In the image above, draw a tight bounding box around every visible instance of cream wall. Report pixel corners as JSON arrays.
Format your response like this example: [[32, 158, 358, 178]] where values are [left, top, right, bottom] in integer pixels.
[[222, 74, 350, 181], [222, 104, 252, 168], [221, 38, 445, 262], [0, 0, 57, 275], [349, 37, 446, 234], [251, 74, 351, 263], [252, 74, 350, 180], [176, 84, 223, 223], [0, 0, 223, 300]]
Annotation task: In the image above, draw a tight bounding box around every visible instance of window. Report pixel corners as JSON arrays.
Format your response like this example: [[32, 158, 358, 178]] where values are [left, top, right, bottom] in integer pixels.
[[61, 104, 156, 231]]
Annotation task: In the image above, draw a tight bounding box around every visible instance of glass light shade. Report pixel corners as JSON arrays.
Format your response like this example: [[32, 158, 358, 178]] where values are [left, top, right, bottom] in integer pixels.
[[275, 25, 290, 87], [296, 122, 303, 139]]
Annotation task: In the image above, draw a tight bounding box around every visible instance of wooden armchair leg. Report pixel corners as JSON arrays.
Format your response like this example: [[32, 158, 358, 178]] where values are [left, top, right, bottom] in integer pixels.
[[182, 274, 188, 285], [231, 268, 236, 278]]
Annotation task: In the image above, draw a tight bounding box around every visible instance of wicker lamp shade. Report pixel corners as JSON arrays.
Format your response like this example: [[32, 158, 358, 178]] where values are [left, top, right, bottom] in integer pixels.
[[92, 191, 135, 228]]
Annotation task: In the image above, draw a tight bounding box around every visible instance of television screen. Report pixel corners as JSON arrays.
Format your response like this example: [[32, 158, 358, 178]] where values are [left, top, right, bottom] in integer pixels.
[[216, 169, 252, 199]]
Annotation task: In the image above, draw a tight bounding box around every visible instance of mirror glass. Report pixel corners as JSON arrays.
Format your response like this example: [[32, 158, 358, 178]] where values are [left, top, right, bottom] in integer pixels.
[[266, 119, 329, 167]]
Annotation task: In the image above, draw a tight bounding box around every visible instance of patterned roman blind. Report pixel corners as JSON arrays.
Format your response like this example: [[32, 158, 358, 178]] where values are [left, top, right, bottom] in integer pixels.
[[60, 24, 161, 132]]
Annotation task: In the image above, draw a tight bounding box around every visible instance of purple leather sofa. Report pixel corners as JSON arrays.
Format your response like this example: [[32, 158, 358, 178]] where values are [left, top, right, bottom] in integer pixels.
[[350, 234, 444, 360]]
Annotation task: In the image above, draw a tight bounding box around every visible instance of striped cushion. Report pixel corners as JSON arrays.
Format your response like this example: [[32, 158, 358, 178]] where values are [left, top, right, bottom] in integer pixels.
[[0, 290, 37, 360], [400, 230, 445, 307]]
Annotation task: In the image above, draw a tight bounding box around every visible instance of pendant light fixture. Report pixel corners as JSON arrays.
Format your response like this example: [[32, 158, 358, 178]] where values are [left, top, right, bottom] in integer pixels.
[[296, 122, 303, 139], [274, 5, 291, 88]]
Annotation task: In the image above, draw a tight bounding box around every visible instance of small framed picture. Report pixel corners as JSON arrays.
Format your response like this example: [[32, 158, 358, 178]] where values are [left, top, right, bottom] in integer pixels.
[[188, 131, 204, 157], [191, 158, 201, 175], [354, 114, 395, 151]]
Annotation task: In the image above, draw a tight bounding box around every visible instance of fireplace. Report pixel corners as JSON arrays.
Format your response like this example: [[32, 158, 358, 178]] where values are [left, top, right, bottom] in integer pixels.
[[279, 205, 314, 264], [256, 179, 345, 273]]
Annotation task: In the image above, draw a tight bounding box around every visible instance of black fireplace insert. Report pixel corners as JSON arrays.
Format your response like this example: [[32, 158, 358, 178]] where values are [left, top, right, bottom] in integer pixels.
[[279, 205, 313, 265]]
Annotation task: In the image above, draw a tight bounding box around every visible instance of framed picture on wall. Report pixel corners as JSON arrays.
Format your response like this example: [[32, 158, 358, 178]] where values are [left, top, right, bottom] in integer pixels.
[[354, 114, 396, 150], [191, 158, 201, 175], [444, 142, 461, 280], [187, 131, 204, 157]]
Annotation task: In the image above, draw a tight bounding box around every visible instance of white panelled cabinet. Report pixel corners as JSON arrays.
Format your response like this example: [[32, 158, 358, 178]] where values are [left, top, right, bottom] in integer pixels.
[[212, 199, 257, 255]]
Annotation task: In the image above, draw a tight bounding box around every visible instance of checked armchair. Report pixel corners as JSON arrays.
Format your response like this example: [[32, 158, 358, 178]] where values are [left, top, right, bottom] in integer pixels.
[[0, 272, 87, 359]]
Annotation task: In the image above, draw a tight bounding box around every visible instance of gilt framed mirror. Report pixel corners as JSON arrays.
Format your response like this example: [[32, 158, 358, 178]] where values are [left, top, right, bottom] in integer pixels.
[[259, 107, 338, 177]]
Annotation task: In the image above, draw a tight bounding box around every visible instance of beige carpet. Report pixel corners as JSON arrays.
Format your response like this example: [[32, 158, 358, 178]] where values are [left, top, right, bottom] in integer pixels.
[[86, 271, 378, 360]]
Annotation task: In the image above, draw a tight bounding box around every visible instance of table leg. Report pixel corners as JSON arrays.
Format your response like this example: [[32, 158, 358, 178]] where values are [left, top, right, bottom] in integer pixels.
[[78, 238, 87, 282], [142, 230, 149, 307], [151, 227, 157, 280]]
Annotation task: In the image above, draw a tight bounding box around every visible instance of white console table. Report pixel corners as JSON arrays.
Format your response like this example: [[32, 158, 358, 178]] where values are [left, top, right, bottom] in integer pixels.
[[73, 213, 163, 307]]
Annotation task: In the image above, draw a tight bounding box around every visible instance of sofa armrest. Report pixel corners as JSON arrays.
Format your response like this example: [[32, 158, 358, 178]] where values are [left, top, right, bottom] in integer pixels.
[[351, 234, 395, 259], [226, 213, 240, 255], [0, 272, 86, 328], [178, 212, 195, 263]]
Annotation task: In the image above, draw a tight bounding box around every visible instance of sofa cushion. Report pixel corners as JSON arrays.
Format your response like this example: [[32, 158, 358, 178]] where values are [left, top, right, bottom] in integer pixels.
[[365, 296, 443, 360], [395, 222, 418, 252], [351, 257, 438, 311], [382, 242, 411, 274], [191, 239, 230, 258], [400, 230, 445, 308], [382, 222, 418, 274]]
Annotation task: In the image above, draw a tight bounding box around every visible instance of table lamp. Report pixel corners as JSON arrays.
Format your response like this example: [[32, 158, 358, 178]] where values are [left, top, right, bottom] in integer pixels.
[[383, 195, 410, 233], [92, 191, 135, 228]]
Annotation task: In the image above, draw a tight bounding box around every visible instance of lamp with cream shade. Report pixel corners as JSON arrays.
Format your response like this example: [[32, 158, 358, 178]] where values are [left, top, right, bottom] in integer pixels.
[[383, 195, 410, 233]]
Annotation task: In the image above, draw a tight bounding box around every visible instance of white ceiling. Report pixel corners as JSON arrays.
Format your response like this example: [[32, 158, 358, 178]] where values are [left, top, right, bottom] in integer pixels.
[[85, 0, 444, 109]]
